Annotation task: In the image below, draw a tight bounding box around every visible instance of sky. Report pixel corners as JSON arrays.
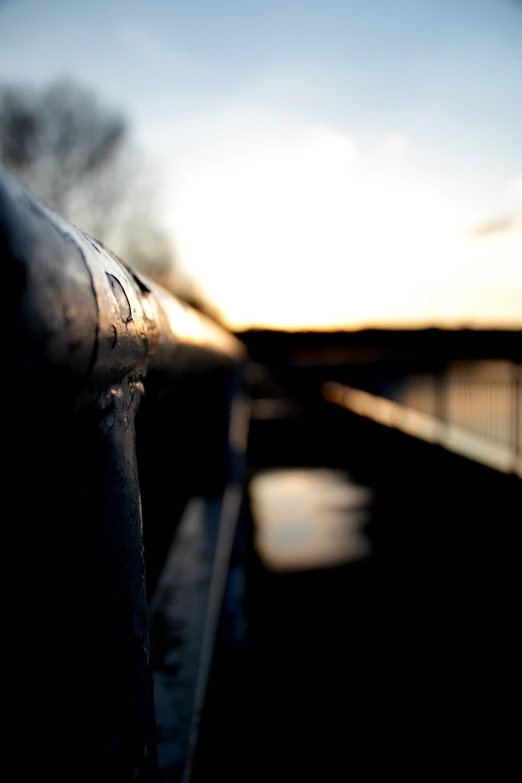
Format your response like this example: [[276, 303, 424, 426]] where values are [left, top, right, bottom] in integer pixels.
[[1, 0, 521, 330]]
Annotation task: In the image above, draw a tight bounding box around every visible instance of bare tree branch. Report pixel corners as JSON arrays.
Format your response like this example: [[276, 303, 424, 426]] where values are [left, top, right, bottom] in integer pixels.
[[0, 78, 179, 287]]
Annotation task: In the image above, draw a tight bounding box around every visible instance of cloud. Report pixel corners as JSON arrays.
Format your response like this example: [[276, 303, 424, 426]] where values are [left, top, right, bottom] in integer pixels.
[[470, 214, 522, 238], [170, 124, 474, 328], [124, 53, 520, 329], [118, 24, 169, 59]]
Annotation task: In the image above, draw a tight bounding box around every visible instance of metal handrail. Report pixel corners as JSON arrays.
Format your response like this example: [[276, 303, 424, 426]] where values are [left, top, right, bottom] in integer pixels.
[[2, 170, 246, 781], [323, 372, 521, 478]]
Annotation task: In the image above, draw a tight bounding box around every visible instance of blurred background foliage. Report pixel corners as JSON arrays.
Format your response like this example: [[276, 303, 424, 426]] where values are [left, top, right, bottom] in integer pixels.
[[0, 78, 223, 322]]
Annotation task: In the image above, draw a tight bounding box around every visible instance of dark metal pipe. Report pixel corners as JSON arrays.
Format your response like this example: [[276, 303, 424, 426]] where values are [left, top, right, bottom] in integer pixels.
[[1, 171, 245, 780]]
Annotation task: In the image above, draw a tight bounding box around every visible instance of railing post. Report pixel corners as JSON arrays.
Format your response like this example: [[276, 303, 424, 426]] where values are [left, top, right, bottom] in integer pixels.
[[436, 364, 448, 435], [85, 381, 155, 779], [513, 364, 522, 460]]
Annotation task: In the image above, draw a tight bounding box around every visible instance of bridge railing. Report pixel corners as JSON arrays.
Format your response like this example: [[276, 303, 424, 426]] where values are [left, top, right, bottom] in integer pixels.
[[2, 170, 247, 781], [323, 361, 521, 478]]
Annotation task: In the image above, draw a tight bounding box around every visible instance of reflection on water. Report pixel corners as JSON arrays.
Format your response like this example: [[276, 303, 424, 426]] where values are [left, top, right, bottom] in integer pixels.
[[251, 468, 373, 571]]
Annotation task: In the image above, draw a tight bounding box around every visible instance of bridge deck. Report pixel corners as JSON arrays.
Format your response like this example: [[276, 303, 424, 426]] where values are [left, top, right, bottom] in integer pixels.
[[191, 391, 520, 781]]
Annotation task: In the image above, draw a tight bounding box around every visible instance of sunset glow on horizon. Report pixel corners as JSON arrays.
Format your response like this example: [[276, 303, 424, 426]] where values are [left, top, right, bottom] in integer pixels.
[[1, 0, 521, 331], [172, 126, 522, 331]]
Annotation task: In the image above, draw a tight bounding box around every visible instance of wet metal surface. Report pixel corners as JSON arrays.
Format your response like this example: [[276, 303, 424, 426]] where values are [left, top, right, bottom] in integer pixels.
[[2, 170, 245, 780]]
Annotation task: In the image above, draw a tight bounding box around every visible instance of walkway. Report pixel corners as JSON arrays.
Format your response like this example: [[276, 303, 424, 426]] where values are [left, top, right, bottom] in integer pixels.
[[192, 390, 521, 781]]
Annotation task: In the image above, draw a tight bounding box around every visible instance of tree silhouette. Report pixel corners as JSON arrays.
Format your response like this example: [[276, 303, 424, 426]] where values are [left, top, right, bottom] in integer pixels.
[[0, 79, 175, 285], [0, 78, 227, 323]]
